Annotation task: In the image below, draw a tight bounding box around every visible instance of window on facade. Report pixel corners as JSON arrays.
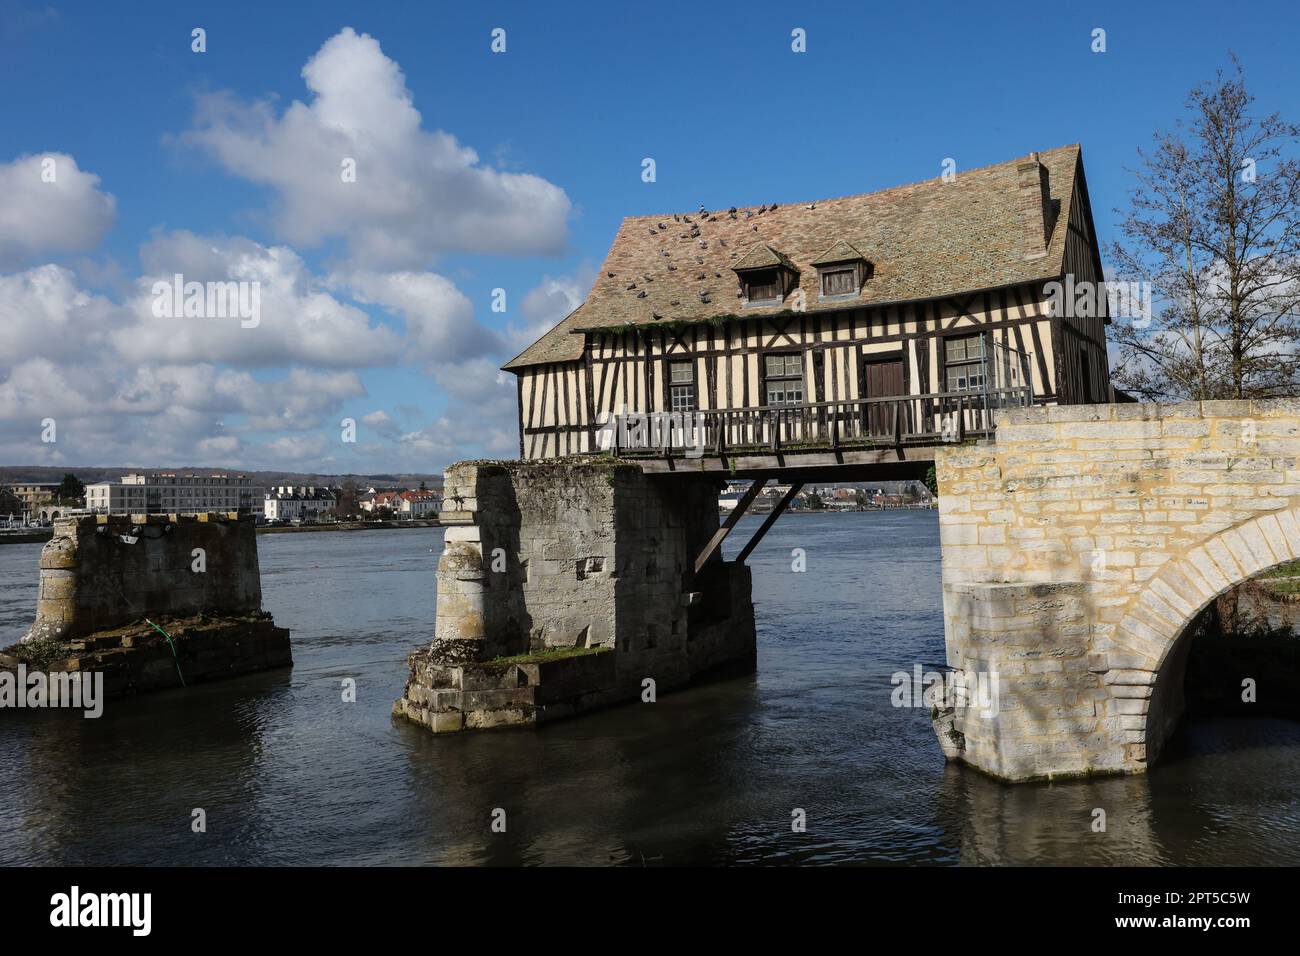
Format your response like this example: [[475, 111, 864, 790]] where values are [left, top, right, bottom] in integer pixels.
[[743, 269, 781, 303], [669, 360, 696, 412], [945, 334, 987, 392], [820, 267, 857, 297], [764, 352, 805, 405]]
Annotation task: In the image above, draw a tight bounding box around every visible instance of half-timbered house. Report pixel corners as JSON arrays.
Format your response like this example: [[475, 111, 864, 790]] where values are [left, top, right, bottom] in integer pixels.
[[505, 145, 1111, 463]]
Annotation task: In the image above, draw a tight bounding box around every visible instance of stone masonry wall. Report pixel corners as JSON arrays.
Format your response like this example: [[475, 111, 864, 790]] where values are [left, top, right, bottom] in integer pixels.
[[395, 459, 756, 732], [24, 513, 262, 645], [935, 400, 1300, 781]]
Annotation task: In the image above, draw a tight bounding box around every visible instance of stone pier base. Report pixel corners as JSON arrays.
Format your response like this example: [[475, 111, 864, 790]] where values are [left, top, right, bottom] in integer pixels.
[[4, 513, 292, 702], [2, 613, 291, 697], [394, 459, 756, 733], [936, 581, 1153, 782]]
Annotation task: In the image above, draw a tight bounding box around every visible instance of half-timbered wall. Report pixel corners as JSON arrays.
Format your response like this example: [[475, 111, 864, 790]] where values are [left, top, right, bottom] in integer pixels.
[[516, 280, 1109, 460], [1055, 170, 1112, 404]]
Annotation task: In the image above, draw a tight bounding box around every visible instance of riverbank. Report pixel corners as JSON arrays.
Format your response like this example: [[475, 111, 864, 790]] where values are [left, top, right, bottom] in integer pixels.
[[0, 520, 442, 545], [0, 531, 52, 545], [256, 519, 440, 535]]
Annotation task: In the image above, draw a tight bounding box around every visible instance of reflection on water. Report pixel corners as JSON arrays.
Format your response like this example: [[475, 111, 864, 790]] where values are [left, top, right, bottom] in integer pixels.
[[2, 515, 1298, 865]]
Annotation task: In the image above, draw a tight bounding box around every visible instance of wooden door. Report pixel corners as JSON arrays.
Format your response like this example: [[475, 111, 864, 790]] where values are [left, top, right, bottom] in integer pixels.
[[864, 356, 904, 438]]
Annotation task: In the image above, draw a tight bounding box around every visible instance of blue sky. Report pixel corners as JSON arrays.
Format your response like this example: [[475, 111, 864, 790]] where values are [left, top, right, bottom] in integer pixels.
[[1, 0, 1296, 473]]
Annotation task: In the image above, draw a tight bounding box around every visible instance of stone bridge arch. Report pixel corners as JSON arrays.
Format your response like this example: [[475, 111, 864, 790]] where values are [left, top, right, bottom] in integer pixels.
[[1111, 507, 1300, 765], [935, 399, 1300, 782]]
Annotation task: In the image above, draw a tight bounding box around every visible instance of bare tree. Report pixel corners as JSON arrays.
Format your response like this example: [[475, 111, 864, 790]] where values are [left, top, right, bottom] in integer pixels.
[[1110, 56, 1300, 401], [332, 477, 361, 519]]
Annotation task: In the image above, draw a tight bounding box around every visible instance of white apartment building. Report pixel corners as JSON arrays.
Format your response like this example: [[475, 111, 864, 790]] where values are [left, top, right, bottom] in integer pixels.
[[397, 488, 441, 517], [85, 473, 257, 515], [263, 486, 337, 522]]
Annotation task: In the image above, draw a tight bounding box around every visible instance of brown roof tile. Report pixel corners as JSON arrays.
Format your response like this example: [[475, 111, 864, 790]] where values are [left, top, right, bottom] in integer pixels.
[[504, 145, 1082, 370]]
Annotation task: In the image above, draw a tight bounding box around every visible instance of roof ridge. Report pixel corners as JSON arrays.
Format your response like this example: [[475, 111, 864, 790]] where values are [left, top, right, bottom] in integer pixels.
[[619, 144, 1081, 223]]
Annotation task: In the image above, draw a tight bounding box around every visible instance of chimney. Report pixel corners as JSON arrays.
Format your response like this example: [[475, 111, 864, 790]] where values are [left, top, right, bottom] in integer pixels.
[[1016, 152, 1051, 260]]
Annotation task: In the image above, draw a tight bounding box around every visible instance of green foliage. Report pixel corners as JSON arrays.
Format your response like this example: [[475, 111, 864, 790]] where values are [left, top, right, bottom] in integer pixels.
[[55, 473, 85, 505]]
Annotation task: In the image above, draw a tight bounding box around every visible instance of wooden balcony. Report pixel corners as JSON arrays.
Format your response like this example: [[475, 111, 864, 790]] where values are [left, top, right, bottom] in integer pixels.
[[603, 386, 1034, 478]]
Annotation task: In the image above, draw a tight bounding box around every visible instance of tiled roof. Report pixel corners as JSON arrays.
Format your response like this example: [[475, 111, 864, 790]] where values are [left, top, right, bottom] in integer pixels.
[[503, 145, 1083, 370], [399, 489, 440, 501], [810, 239, 868, 266], [731, 242, 798, 272]]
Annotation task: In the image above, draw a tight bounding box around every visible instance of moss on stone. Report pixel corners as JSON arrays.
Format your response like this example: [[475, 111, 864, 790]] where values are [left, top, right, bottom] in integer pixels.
[[4, 638, 66, 670], [485, 645, 609, 666]]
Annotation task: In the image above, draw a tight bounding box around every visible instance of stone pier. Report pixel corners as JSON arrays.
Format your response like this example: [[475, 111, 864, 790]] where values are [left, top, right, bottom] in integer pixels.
[[3, 513, 290, 697], [393, 459, 755, 732]]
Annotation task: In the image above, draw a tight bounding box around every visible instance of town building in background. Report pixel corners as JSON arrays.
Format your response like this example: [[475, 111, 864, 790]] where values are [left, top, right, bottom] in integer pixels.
[[357, 486, 443, 518], [5, 482, 59, 511], [396, 488, 442, 517], [263, 486, 338, 522], [360, 490, 402, 513], [85, 473, 258, 515], [718, 479, 931, 513]]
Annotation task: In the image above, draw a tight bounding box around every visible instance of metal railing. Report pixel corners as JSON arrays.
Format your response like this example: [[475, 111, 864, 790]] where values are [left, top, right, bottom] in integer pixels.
[[607, 385, 1034, 458]]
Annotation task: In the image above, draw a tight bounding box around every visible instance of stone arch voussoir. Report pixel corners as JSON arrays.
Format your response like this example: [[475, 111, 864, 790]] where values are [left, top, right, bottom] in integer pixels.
[[1114, 507, 1300, 674], [1105, 508, 1300, 759]]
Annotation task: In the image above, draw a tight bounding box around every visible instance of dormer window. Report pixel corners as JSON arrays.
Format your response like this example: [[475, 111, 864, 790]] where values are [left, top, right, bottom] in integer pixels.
[[811, 240, 870, 300], [732, 243, 798, 307], [743, 268, 781, 303]]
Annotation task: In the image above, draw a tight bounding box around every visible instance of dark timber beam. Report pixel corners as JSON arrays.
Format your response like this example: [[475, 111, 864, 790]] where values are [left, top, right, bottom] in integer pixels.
[[735, 483, 803, 564], [693, 478, 766, 574]]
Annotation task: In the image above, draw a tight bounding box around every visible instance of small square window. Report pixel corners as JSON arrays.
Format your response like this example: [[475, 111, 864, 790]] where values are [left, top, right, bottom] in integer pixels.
[[764, 352, 804, 406], [744, 269, 781, 302], [820, 267, 857, 296], [765, 353, 802, 377], [668, 360, 696, 411], [945, 335, 985, 363], [944, 334, 986, 392], [670, 386, 695, 411]]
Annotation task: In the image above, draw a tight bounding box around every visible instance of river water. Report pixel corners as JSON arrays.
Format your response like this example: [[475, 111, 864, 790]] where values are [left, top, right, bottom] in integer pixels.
[[2, 511, 1299, 866]]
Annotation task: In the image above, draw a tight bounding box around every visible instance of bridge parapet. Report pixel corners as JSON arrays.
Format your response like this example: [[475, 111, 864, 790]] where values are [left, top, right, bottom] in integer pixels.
[[935, 400, 1300, 781]]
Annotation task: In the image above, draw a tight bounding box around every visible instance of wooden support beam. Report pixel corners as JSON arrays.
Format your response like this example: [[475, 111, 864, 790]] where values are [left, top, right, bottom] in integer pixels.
[[736, 483, 803, 564], [693, 478, 765, 574]]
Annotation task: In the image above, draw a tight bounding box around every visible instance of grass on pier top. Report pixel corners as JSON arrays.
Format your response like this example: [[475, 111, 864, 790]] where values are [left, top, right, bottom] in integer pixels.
[[1261, 560, 1300, 578], [486, 645, 609, 666], [1259, 560, 1300, 595]]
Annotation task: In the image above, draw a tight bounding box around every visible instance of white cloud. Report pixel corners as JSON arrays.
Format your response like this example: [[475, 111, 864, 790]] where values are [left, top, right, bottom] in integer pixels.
[[261, 434, 329, 463], [361, 409, 400, 439], [510, 265, 595, 350], [337, 269, 500, 361], [114, 231, 403, 368], [181, 28, 571, 268], [197, 434, 242, 458], [0, 264, 126, 359], [0, 152, 116, 266]]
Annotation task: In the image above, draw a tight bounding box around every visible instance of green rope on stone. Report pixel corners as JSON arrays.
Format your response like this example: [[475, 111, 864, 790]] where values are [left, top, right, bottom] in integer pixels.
[[144, 618, 187, 688]]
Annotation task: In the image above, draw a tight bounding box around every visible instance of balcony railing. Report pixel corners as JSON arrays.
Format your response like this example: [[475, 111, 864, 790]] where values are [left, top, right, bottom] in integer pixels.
[[605, 386, 1033, 458]]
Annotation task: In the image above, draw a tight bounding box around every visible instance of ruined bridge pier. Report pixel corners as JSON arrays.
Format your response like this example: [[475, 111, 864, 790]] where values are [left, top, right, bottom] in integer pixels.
[[393, 460, 757, 732], [936, 400, 1300, 781]]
